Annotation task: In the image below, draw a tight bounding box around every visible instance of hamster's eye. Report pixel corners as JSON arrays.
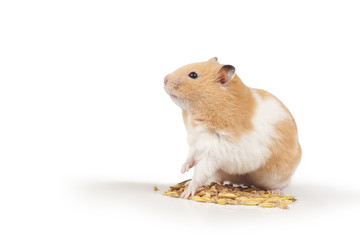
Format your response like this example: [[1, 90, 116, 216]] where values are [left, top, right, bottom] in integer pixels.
[[188, 72, 198, 79]]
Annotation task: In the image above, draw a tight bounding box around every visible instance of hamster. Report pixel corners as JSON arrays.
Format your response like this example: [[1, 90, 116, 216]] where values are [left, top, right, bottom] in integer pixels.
[[164, 57, 301, 199]]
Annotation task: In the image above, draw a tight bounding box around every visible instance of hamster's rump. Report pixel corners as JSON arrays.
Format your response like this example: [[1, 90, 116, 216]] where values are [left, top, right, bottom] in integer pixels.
[[218, 88, 302, 189], [190, 87, 301, 190]]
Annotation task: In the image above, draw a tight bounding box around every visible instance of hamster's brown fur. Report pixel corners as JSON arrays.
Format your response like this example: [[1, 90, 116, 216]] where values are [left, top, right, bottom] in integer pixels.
[[167, 60, 256, 141]]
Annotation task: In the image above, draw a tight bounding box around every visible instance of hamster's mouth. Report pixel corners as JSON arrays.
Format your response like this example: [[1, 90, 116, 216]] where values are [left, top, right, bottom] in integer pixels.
[[170, 93, 178, 99], [164, 87, 179, 99]]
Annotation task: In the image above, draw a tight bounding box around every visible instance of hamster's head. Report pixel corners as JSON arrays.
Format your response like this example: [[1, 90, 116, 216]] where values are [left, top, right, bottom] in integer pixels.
[[164, 57, 237, 110]]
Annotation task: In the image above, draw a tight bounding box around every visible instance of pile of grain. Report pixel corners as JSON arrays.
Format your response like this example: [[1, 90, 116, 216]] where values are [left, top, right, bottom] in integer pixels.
[[162, 180, 296, 209]]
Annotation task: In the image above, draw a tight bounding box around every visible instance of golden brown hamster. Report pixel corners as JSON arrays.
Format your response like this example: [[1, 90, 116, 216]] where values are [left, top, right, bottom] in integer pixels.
[[164, 57, 301, 198]]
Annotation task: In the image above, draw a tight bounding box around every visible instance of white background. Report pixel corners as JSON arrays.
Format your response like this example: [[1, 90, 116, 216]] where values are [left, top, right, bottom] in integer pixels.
[[1, 0, 360, 239]]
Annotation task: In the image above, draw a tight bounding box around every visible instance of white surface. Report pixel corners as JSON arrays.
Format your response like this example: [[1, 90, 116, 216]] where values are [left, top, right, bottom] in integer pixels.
[[1, 1, 360, 239]]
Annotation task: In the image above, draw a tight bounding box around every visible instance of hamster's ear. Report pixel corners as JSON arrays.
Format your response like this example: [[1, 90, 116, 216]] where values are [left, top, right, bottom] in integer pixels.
[[208, 57, 218, 62], [218, 65, 235, 84]]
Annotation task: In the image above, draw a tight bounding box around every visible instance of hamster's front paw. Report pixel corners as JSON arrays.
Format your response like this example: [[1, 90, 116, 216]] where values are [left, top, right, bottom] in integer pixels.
[[181, 159, 194, 174], [180, 179, 200, 199]]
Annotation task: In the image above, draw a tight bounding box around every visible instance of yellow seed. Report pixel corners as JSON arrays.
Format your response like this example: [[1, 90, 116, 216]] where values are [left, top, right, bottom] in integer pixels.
[[251, 197, 267, 202], [216, 199, 227, 205], [162, 191, 180, 198], [203, 192, 212, 198], [226, 199, 239, 205], [259, 202, 276, 208], [278, 202, 290, 209], [197, 191, 205, 196], [153, 186, 158, 191], [281, 200, 293, 204], [190, 196, 208, 202], [202, 196, 215, 202], [170, 184, 183, 190], [266, 197, 282, 202], [235, 196, 248, 202], [218, 193, 237, 199], [241, 200, 260, 205], [282, 196, 296, 201]]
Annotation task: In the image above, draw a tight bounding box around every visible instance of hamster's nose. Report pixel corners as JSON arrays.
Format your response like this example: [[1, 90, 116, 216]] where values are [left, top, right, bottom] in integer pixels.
[[164, 75, 169, 85]]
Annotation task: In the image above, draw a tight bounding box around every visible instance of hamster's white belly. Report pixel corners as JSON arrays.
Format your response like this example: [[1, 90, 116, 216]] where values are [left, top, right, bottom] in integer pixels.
[[188, 126, 272, 175]]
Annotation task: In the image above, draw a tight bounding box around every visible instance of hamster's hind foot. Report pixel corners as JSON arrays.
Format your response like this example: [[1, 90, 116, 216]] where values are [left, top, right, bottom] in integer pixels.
[[268, 189, 283, 195]]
